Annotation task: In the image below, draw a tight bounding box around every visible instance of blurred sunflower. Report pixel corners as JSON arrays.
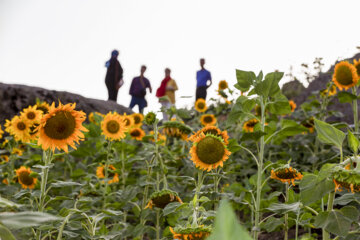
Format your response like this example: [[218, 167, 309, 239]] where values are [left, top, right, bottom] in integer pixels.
[[129, 127, 145, 141], [332, 61, 358, 90], [353, 59, 360, 77], [271, 166, 303, 186], [132, 113, 144, 127], [88, 112, 104, 124], [301, 118, 315, 133], [15, 166, 37, 189], [4, 119, 12, 134], [195, 98, 207, 113], [145, 189, 182, 209], [162, 121, 192, 140], [189, 126, 229, 145], [96, 164, 119, 184], [243, 119, 259, 133], [0, 125, 3, 139], [149, 130, 166, 144], [321, 85, 337, 97], [200, 114, 217, 126], [101, 112, 126, 141], [333, 167, 360, 193], [170, 226, 212, 240], [289, 100, 296, 112], [12, 148, 23, 156], [122, 114, 134, 130], [37, 102, 88, 152], [144, 112, 157, 125], [20, 105, 43, 124], [9, 116, 31, 142], [0, 155, 9, 163], [218, 80, 228, 90], [190, 133, 231, 171], [2, 178, 8, 185], [35, 101, 50, 114]]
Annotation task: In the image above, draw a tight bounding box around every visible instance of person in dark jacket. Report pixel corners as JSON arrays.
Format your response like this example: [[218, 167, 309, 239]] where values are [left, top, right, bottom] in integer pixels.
[[129, 65, 152, 113], [105, 50, 123, 102]]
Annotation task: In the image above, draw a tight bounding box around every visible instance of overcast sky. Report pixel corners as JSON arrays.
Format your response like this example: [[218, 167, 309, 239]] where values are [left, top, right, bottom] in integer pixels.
[[1, 0, 359, 114]]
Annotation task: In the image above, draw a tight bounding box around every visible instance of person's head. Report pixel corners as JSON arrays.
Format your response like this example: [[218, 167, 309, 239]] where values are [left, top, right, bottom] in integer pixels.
[[165, 68, 171, 77], [200, 58, 205, 68], [111, 50, 119, 58], [140, 65, 147, 75]]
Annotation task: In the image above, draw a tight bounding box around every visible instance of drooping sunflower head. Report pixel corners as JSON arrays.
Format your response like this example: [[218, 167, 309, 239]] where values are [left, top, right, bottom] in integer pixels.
[[9, 116, 31, 142], [129, 127, 145, 141], [195, 98, 207, 113], [162, 121, 192, 140], [321, 84, 337, 97], [200, 114, 217, 126], [35, 101, 50, 114], [149, 130, 166, 144], [243, 119, 259, 133], [332, 61, 359, 90], [189, 126, 229, 145], [190, 133, 231, 171], [101, 112, 126, 141], [132, 113, 144, 127], [270, 166, 303, 186], [145, 189, 182, 209], [301, 118, 315, 133], [289, 100, 296, 112], [170, 226, 212, 240], [15, 166, 37, 189], [144, 112, 157, 125], [96, 164, 119, 184], [218, 80, 228, 90], [37, 102, 88, 152], [353, 59, 360, 77], [122, 114, 134, 130], [333, 166, 360, 193], [20, 105, 43, 124]]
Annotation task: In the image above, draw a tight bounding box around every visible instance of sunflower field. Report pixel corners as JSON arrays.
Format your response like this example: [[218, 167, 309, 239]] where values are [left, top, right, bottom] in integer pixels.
[[1, 60, 360, 240]]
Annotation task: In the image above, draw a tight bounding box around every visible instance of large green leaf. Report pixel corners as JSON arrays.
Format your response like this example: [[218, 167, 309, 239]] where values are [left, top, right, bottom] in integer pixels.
[[337, 92, 357, 103], [314, 119, 345, 149], [347, 130, 359, 154], [300, 174, 334, 205], [0, 197, 20, 209], [207, 200, 252, 240], [261, 217, 283, 232], [254, 72, 283, 98], [267, 202, 301, 214], [0, 212, 61, 229], [235, 70, 256, 92], [0, 224, 16, 240], [268, 101, 291, 115]]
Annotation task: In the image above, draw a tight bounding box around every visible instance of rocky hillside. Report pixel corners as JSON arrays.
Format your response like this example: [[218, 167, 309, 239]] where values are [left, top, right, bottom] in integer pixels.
[[0, 83, 132, 124]]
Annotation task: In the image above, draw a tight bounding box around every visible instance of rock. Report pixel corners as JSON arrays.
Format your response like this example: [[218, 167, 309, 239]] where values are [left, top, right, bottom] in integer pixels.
[[282, 79, 305, 100], [0, 83, 132, 124]]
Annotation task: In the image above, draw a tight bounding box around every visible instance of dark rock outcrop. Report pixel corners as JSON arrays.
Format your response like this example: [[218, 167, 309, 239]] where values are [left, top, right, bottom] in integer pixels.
[[282, 79, 305, 99], [0, 83, 132, 124]]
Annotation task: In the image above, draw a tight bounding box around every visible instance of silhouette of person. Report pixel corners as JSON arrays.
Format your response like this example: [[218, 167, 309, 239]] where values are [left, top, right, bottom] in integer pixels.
[[196, 58, 212, 100], [156, 68, 178, 121], [105, 50, 123, 102], [129, 65, 152, 113]]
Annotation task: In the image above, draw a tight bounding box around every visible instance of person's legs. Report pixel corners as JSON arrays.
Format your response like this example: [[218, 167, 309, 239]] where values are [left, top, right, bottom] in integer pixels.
[[160, 101, 170, 121], [196, 86, 207, 100], [138, 97, 147, 114], [129, 97, 136, 109]]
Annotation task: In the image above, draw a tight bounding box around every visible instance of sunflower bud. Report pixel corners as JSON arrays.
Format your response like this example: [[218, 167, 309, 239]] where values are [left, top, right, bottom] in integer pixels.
[[144, 112, 157, 125]]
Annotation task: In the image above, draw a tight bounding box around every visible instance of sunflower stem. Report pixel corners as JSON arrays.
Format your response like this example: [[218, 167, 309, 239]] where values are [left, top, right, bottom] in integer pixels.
[[192, 170, 204, 227], [156, 208, 160, 240], [102, 141, 113, 209], [120, 142, 127, 224], [352, 87, 359, 134], [284, 183, 289, 240]]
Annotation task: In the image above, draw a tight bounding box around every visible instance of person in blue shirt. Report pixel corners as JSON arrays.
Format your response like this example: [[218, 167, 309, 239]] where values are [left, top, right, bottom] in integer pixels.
[[196, 58, 212, 100]]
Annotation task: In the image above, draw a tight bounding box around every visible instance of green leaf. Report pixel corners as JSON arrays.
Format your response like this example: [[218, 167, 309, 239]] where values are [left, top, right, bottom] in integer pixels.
[[261, 216, 283, 232], [235, 70, 256, 92], [300, 174, 334, 205], [176, 108, 192, 120], [0, 197, 20, 209], [51, 181, 83, 188], [334, 193, 360, 205], [254, 72, 283, 98], [267, 202, 301, 214], [207, 200, 252, 240], [240, 131, 267, 142], [163, 202, 182, 216], [347, 130, 359, 154], [314, 119, 345, 149], [0, 212, 61, 229], [268, 101, 291, 115], [0, 224, 16, 240], [337, 92, 357, 103]]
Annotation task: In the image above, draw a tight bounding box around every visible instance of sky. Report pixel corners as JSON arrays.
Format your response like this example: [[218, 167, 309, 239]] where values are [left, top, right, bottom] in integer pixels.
[[1, 0, 359, 115]]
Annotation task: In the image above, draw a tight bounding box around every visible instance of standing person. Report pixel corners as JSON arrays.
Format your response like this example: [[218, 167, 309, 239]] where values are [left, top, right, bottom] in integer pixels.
[[156, 68, 178, 121], [196, 58, 212, 100], [129, 65, 152, 114], [105, 49, 123, 102]]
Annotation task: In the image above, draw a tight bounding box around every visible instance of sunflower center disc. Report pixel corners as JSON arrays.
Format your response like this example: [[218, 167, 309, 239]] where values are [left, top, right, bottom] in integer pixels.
[[106, 120, 120, 134], [204, 116, 213, 123], [124, 119, 131, 126], [19, 171, 34, 185], [196, 136, 225, 164], [102, 168, 115, 178], [27, 112, 36, 120], [131, 130, 140, 137], [276, 170, 296, 179], [134, 117, 140, 124], [44, 111, 76, 140], [17, 122, 26, 130], [336, 65, 354, 86], [197, 102, 205, 109], [153, 194, 174, 209]]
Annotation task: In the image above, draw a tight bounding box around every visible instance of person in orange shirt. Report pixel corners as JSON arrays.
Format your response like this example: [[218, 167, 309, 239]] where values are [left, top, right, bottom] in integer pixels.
[[156, 68, 178, 121]]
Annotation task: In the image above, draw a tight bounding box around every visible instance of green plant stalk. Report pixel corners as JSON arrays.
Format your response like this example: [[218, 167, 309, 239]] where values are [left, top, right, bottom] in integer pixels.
[[102, 141, 112, 209], [192, 170, 204, 227], [284, 183, 289, 240], [353, 87, 359, 134], [156, 209, 160, 240], [121, 142, 127, 224], [295, 209, 300, 240], [254, 97, 265, 240]]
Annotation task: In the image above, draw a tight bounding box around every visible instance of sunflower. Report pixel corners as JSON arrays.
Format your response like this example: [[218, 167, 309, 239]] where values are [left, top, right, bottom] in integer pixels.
[[189, 125, 229, 145], [162, 121, 192, 140], [353, 59, 360, 77], [15, 166, 37, 189], [122, 114, 134, 130], [9, 116, 31, 142], [96, 164, 119, 184], [333, 167, 360, 193], [35, 101, 50, 114], [149, 130, 166, 144], [4, 119, 12, 134], [101, 112, 126, 141], [20, 105, 43, 124], [195, 98, 207, 113], [0, 125, 3, 139], [190, 133, 231, 171], [2, 178, 8, 185], [12, 148, 23, 156], [218, 80, 228, 90], [301, 118, 315, 133], [144, 112, 157, 125], [200, 114, 217, 126], [0, 155, 9, 163], [243, 119, 259, 133], [132, 113, 144, 127], [129, 127, 145, 141], [271, 166, 303, 186], [88, 112, 104, 124], [170, 226, 212, 240], [37, 102, 88, 152], [289, 100, 296, 112], [145, 189, 182, 209], [332, 61, 359, 90]]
